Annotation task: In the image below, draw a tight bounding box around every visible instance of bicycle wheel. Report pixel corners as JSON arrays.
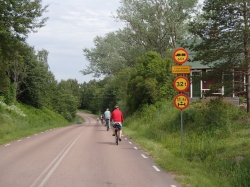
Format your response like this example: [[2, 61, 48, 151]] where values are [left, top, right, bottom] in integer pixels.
[[115, 129, 118, 145], [106, 119, 109, 131]]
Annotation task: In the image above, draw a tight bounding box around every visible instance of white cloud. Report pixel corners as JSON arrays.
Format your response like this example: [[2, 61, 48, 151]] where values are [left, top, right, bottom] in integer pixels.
[[27, 0, 124, 83]]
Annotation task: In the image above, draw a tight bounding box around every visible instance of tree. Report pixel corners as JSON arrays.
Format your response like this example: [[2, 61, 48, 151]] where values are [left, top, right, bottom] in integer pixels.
[[187, 0, 250, 111], [0, 0, 49, 99], [80, 80, 103, 114], [0, 0, 48, 41], [127, 51, 176, 112], [82, 0, 198, 78], [82, 30, 144, 78], [57, 79, 82, 107], [18, 51, 53, 108], [115, 0, 198, 57], [37, 49, 49, 69]]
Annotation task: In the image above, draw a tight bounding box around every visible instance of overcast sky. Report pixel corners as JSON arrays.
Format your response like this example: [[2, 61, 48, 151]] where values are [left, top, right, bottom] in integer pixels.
[[27, 0, 204, 84], [27, 0, 124, 83]]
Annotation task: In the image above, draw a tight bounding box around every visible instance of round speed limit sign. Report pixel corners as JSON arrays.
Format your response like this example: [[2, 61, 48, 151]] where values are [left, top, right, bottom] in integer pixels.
[[173, 76, 190, 92]]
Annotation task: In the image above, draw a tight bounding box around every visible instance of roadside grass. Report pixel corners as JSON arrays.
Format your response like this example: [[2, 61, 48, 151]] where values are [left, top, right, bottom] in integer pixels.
[[123, 98, 250, 187], [0, 102, 73, 145]]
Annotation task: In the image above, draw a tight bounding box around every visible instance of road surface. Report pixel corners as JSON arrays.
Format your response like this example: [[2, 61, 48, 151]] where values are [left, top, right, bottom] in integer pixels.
[[0, 112, 181, 187]]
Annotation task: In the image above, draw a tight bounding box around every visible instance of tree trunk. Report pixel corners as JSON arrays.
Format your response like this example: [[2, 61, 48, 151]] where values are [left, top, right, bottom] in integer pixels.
[[247, 68, 250, 112], [243, 1, 250, 112]]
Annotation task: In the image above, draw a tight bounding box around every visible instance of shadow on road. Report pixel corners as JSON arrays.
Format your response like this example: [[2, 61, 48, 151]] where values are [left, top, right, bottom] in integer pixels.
[[96, 141, 117, 145]]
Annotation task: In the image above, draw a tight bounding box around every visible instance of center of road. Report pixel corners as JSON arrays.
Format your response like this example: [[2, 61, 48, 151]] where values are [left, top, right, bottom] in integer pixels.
[[29, 130, 84, 187]]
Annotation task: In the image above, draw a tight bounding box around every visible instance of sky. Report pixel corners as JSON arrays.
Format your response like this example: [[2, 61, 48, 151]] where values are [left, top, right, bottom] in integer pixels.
[[27, 0, 204, 84], [27, 0, 124, 83]]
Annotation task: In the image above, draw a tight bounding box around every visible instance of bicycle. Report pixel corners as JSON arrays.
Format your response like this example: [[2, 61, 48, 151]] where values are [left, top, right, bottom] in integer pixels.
[[105, 118, 110, 131], [113, 123, 121, 145]]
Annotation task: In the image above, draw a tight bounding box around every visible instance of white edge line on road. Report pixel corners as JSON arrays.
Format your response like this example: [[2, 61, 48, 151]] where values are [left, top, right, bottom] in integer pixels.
[[18, 140, 21, 142], [134, 147, 138, 150], [141, 154, 148, 158], [27, 137, 30, 138], [153, 166, 160, 171], [125, 138, 127, 140], [5, 144, 10, 146], [129, 142, 132, 144], [171, 185, 177, 187]]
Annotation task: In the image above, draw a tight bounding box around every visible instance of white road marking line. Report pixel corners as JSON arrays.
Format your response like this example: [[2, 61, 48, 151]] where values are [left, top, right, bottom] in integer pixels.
[[5, 144, 10, 146], [35, 134, 38, 135], [30, 131, 84, 187], [27, 137, 30, 138], [134, 147, 138, 150], [125, 138, 127, 140], [153, 166, 160, 171], [129, 142, 132, 144], [171, 185, 177, 187], [18, 140, 21, 142], [141, 154, 148, 158], [41, 132, 43, 133]]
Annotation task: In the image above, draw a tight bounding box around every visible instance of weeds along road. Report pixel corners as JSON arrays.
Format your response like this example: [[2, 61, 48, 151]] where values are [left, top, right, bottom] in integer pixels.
[[0, 112, 181, 187]]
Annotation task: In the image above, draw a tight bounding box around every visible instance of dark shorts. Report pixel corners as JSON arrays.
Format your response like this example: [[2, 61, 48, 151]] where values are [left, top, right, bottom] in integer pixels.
[[113, 123, 122, 130]]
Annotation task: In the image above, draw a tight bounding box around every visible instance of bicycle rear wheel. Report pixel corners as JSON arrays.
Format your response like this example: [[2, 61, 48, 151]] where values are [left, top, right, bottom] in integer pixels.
[[106, 119, 109, 131], [115, 129, 118, 145]]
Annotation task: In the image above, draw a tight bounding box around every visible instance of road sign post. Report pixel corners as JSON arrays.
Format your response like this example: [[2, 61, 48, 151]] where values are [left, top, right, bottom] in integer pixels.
[[172, 47, 190, 150]]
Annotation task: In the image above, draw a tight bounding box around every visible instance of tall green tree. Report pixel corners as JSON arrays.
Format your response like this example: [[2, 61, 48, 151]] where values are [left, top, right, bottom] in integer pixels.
[[115, 0, 198, 57], [57, 79, 82, 107], [0, 0, 48, 41], [82, 30, 144, 78], [188, 0, 250, 111], [18, 48, 52, 108], [0, 0, 49, 98], [127, 51, 176, 112], [82, 0, 198, 78], [50, 79, 81, 121], [37, 49, 49, 69], [80, 80, 103, 114]]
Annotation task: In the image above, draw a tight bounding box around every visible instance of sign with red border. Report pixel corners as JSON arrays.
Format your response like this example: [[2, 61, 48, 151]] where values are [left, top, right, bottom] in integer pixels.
[[172, 48, 189, 65], [173, 76, 190, 92], [174, 94, 190, 110]]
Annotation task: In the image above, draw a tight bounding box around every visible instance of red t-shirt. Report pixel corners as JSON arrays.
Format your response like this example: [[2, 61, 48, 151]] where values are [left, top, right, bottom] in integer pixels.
[[110, 109, 124, 122]]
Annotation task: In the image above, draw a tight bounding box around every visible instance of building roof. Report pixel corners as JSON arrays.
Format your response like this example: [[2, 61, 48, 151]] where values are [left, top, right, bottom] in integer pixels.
[[177, 39, 210, 70]]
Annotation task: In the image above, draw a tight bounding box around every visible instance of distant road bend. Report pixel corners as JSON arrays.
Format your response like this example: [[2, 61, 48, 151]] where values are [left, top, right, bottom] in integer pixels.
[[0, 112, 181, 187]]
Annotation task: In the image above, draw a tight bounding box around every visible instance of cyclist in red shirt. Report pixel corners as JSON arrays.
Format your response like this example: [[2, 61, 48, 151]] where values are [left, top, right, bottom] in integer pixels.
[[110, 105, 124, 141]]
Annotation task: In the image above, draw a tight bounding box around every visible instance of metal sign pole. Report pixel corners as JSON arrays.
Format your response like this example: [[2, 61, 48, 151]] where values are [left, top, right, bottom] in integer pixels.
[[181, 110, 183, 151]]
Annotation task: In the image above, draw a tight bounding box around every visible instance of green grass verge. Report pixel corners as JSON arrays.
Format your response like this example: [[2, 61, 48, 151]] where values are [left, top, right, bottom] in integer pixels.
[[0, 102, 75, 145], [123, 98, 250, 187]]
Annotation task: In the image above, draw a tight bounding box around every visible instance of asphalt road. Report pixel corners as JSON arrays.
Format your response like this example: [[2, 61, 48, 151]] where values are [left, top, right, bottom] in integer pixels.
[[0, 112, 181, 187]]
